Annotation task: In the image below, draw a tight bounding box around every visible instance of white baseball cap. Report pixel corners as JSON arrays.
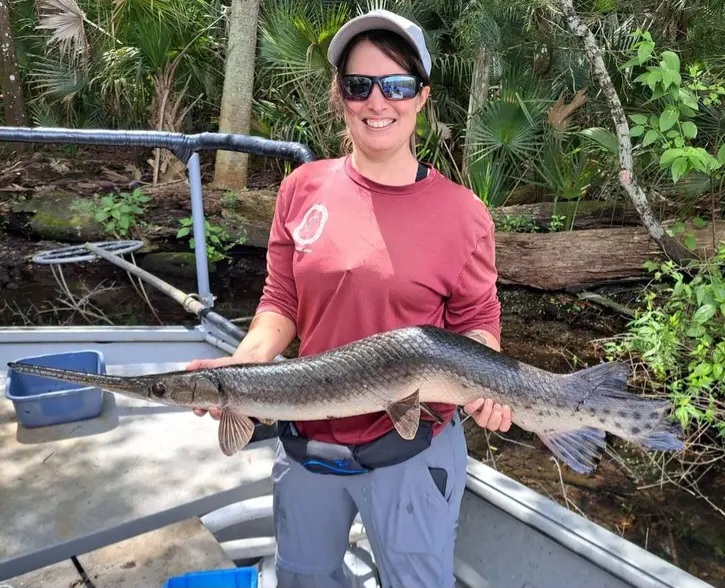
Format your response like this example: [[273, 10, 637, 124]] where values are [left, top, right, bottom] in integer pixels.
[[327, 9, 432, 77]]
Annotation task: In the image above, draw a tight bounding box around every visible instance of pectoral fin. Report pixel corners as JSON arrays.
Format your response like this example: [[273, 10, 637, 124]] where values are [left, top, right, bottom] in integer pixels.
[[386, 390, 421, 440], [218, 411, 255, 456]]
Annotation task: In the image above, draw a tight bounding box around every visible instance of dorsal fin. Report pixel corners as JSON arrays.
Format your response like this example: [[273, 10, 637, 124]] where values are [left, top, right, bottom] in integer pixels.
[[575, 362, 630, 387]]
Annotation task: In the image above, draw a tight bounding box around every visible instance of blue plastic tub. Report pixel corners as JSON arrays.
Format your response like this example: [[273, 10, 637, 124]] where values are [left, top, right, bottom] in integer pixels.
[[163, 567, 258, 588], [5, 350, 106, 428]]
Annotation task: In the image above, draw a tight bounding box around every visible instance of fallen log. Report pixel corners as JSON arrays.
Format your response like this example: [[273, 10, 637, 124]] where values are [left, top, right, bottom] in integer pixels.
[[497, 220, 725, 290], [2, 187, 277, 249], [4, 187, 723, 291], [492, 200, 646, 231]]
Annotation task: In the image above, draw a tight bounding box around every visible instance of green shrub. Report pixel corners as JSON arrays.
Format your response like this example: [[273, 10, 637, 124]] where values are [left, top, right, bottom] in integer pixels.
[[602, 245, 725, 438]]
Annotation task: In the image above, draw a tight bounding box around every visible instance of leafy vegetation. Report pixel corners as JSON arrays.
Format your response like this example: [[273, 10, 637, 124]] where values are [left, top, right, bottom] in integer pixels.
[[176, 217, 246, 263], [603, 247, 725, 439], [8, 0, 724, 212], [624, 30, 722, 183], [72, 188, 150, 238]]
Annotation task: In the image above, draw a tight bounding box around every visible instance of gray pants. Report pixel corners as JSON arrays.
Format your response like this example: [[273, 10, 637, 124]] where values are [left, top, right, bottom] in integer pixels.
[[271, 413, 468, 588]]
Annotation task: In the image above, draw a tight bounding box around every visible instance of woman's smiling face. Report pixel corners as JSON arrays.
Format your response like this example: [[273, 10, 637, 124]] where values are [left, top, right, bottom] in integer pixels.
[[341, 39, 429, 160]]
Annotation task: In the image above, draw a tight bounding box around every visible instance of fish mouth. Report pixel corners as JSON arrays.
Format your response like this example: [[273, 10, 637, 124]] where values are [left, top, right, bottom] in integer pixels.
[[7, 362, 151, 400]]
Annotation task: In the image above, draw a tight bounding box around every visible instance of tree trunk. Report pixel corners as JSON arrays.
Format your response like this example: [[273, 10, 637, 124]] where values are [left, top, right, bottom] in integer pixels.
[[213, 0, 260, 190], [0, 1, 28, 129], [463, 46, 490, 178], [555, 0, 694, 266], [495, 220, 725, 291]]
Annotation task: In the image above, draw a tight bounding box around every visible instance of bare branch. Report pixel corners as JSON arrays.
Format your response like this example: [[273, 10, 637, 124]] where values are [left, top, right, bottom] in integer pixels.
[[553, 0, 696, 265]]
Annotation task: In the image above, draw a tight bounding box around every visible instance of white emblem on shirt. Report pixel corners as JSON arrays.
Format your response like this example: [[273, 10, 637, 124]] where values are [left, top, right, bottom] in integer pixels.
[[292, 204, 328, 253]]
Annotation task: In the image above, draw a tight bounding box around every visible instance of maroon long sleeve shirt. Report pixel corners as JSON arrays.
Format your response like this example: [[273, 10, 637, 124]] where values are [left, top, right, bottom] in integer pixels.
[[256, 155, 501, 445]]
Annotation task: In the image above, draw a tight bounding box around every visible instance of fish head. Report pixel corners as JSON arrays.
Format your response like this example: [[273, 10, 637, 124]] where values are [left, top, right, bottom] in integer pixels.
[[135, 371, 222, 409]]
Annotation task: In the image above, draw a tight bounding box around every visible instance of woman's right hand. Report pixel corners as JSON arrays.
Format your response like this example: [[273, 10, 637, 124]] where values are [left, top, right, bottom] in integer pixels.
[[187, 311, 296, 420]]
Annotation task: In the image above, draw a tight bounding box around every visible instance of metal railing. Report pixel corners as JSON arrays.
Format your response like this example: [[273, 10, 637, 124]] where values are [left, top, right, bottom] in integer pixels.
[[0, 126, 316, 308]]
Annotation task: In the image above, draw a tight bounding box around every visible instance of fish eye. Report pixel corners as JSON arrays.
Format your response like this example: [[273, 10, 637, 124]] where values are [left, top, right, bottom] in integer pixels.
[[151, 382, 166, 397]]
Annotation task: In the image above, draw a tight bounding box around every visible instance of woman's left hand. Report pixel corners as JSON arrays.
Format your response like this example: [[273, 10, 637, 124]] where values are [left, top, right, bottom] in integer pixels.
[[463, 398, 512, 432]]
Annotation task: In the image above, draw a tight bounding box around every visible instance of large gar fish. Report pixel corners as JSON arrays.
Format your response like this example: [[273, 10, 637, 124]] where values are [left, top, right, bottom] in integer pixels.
[[6, 325, 684, 474]]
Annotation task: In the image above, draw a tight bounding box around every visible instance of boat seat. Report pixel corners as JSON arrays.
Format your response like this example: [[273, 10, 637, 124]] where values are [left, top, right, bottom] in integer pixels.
[[200, 495, 378, 587]]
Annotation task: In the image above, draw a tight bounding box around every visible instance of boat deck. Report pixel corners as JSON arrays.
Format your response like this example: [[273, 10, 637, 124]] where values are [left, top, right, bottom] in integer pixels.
[[0, 360, 277, 581], [5, 518, 236, 588]]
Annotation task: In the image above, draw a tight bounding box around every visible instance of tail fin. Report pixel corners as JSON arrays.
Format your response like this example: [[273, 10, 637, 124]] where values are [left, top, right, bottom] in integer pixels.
[[633, 417, 685, 452], [556, 361, 686, 469]]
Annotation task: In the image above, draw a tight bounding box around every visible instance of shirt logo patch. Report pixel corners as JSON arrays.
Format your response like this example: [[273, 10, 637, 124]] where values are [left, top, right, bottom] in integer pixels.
[[292, 204, 328, 253]]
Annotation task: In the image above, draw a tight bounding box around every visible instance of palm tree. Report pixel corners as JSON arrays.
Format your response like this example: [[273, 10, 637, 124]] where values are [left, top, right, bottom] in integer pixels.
[[253, 0, 348, 159], [213, 0, 262, 190], [24, 0, 225, 144], [0, 0, 29, 128]]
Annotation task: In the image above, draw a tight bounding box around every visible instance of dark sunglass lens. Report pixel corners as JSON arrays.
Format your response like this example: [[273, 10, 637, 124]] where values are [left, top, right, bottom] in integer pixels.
[[342, 76, 372, 100], [380, 75, 419, 100]]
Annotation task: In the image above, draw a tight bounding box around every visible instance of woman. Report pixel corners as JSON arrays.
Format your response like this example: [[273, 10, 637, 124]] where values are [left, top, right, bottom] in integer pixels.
[[189, 9, 511, 588]]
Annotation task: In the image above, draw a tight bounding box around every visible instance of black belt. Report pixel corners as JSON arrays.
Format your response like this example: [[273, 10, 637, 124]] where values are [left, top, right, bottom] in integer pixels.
[[278, 418, 441, 475]]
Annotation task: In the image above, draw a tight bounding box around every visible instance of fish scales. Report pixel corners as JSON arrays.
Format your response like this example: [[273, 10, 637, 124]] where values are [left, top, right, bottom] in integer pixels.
[[6, 325, 685, 474]]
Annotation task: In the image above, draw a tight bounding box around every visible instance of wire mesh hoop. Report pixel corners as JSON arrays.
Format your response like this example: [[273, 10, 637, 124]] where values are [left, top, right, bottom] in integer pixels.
[[31, 240, 144, 265]]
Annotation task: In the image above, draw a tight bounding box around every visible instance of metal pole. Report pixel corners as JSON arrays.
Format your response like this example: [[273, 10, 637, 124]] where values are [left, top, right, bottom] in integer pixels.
[[83, 243, 206, 314], [83, 242, 248, 346], [187, 152, 213, 307]]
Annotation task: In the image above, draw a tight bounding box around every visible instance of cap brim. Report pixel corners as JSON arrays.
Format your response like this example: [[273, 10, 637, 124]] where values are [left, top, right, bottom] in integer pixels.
[[327, 15, 424, 72]]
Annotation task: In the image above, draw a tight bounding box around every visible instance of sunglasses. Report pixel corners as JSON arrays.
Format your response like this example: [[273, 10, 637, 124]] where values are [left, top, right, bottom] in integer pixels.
[[339, 74, 424, 101]]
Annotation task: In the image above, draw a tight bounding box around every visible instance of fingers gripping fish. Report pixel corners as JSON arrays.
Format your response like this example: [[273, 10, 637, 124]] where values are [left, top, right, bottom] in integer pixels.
[[6, 325, 684, 475]]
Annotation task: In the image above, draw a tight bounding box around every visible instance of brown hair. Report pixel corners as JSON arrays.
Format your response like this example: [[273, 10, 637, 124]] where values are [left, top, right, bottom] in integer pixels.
[[329, 29, 431, 154]]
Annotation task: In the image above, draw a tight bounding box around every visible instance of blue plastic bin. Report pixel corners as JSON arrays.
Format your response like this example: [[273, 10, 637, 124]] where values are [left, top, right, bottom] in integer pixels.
[[163, 567, 258, 588], [5, 350, 106, 428]]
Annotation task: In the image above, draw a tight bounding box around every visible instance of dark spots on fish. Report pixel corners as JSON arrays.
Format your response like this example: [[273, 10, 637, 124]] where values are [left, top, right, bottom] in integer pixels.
[[536, 410, 544, 417], [617, 410, 628, 418], [649, 411, 660, 420], [598, 416, 607, 424], [630, 426, 641, 436], [407, 503, 414, 514], [632, 411, 642, 420], [151, 382, 166, 397], [588, 408, 597, 416], [602, 408, 611, 415]]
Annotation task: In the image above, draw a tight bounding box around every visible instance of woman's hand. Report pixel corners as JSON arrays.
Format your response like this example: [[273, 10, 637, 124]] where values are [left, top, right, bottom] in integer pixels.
[[463, 398, 512, 432], [460, 331, 510, 431], [187, 311, 297, 421]]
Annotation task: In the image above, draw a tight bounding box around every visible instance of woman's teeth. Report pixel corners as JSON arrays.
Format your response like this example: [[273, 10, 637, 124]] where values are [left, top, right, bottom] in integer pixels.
[[365, 119, 394, 128]]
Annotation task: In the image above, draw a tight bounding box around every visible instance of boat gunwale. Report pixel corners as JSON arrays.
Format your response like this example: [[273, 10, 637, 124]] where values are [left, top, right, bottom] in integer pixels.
[[464, 458, 714, 588]]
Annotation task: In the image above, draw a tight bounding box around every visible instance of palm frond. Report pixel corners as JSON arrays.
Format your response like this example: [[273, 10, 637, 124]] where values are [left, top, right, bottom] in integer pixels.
[[467, 151, 515, 207], [578, 127, 619, 155], [28, 54, 89, 104], [35, 0, 89, 62], [257, 0, 345, 89]]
